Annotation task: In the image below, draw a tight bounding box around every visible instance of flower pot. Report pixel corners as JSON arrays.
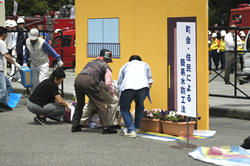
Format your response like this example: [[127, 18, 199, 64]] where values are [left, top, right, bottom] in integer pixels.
[[140, 118, 162, 133], [161, 120, 196, 136]]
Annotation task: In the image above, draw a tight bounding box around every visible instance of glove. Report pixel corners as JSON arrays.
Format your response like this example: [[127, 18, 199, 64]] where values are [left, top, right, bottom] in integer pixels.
[[57, 60, 64, 67], [15, 62, 22, 70], [66, 102, 71, 110], [217, 49, 220, 53], [23, 63, 28, 68]]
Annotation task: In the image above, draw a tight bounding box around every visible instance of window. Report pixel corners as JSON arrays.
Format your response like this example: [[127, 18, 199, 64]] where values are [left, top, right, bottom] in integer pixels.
[[52, 36, 61, 48], [87, 18, 120, 58], [51, 35, 72, 48], [232, 14, 242, 24], [62, 35, 72, 47]]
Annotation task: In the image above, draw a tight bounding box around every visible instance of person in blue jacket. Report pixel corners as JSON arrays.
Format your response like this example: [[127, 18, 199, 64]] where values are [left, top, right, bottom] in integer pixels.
[[37, 24, 49, 43]]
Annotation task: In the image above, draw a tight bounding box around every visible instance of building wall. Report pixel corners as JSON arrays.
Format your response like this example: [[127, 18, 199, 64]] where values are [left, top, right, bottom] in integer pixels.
[[75, 0, 209, 129]]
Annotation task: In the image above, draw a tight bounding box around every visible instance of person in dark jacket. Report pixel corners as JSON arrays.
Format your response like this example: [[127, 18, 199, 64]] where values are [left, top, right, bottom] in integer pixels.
[[27, 68, 70, 125], [16, 17, 28, 65], [72, 49, 117, 134]]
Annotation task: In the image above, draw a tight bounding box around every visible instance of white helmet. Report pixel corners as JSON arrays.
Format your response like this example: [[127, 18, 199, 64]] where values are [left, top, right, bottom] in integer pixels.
[[212, 33, 217, 38], [240, 31, 246, 37], [220, 30, 226, 37], [208, 31, 211, 35], [17, 17, 25, 24], [5, 19, 12, 27], [9, 20, 17, 28]]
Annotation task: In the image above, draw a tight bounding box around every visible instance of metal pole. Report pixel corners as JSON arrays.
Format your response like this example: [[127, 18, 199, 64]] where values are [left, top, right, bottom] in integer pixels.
[[60, 30, 64, 97], [186, 117, 189, 147], [234, 29, 237, 96]]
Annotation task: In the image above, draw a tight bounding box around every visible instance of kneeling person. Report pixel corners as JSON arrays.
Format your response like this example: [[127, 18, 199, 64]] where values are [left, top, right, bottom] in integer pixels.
[[27, 68, 69, 125]]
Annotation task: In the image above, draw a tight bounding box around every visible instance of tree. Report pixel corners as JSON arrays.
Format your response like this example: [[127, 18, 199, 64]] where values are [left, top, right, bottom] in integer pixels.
[[5, 0, 74, 16]]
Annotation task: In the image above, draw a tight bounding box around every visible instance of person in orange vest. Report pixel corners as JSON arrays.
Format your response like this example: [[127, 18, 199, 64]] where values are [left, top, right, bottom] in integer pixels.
[[218, 30, 226, 69], [211, 33, 220, 70]]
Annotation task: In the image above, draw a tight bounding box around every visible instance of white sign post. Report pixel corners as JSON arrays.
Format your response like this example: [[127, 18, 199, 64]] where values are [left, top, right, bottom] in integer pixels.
[[0, 0, 5, 26], [176, 22, 197, 148]]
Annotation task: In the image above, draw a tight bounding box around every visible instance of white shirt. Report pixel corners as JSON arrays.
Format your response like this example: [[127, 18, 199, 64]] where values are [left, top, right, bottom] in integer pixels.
[[5, 32, 12, 50], [0, 40, 8, 72], [11, 32, 18, 49], [225, 32, 242, 51], [118, 60, 153, 102]]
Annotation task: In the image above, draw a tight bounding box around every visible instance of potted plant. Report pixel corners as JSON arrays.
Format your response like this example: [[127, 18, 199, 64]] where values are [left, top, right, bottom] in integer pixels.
[[140, 108, 163, 133], [159, 110, 201, 137]]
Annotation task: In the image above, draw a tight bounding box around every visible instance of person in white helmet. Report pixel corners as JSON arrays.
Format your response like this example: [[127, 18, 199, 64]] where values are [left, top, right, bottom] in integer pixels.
[[211, 32, 220, 70], [8, 20, 21, 82], [23, 28, 64, 93], [238, 31, 246, 71], [5, 20, 12, 51], [16, 17, 28, 66], [218, 30, 226, 69]]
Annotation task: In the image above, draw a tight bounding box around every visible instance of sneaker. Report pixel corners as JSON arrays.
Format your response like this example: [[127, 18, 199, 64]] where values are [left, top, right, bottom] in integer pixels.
[[0, 102, 12, 110], [120, 127, 127, 135], [124, 131, 136, 138], [41, 117, 48, 124], [71, 125, 82, 132], [240, 80, 248, 85], [34, 117, 46, 125], [102, 127, 117, 134]]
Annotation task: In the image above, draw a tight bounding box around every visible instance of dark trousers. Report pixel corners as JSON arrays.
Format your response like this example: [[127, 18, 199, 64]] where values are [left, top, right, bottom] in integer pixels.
[[119, 88, 148, 132], [211, 50, 219, 69], [209, 51, 212, 70], [72, 75, 109, 127], [219, 51, 225, 69]]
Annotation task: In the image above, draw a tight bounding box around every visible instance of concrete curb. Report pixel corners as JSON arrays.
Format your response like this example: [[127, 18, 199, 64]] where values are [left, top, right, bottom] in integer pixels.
[[210, 106, 250, 120]]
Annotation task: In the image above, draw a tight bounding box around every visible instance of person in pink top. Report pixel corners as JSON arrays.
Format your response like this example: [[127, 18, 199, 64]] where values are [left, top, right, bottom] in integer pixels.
[[72, 49, 117, 134]]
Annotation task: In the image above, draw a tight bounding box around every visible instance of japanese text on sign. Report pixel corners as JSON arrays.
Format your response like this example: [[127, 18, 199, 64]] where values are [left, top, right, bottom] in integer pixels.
[[176, 22, 197, 118]]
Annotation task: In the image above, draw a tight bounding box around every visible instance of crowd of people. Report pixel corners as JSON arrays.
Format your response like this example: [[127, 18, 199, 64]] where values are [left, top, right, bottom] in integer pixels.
[[0, 18, 154, 138], [208, 24, 248, 85]]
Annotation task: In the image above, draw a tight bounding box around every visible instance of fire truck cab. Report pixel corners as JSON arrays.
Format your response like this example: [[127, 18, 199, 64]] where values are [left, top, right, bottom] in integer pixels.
[[50, 29, 75, 71], [229, 3, 250, 35]]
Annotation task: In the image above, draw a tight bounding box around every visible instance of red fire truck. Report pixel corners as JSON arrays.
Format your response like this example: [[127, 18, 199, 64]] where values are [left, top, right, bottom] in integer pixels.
[[229, 3, 250, 35], [7, 5, 76, 71]]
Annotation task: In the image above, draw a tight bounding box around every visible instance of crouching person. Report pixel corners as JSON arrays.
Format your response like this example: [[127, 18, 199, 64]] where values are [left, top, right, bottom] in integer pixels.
[[72, 49, 117, 134], [27, 68, 70, 125], [80, 80, 121, 128]]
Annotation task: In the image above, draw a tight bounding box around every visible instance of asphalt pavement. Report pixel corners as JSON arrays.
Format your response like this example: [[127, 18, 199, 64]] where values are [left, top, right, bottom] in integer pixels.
[[0, 68, 250, 166]]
